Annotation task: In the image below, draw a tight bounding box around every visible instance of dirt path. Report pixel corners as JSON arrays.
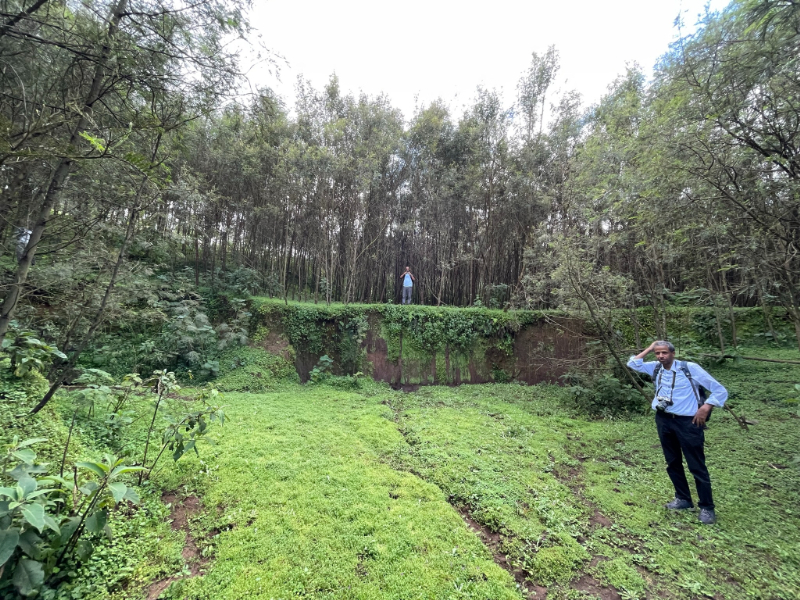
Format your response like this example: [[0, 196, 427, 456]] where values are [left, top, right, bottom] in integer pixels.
[[145, 492, 211, 600]]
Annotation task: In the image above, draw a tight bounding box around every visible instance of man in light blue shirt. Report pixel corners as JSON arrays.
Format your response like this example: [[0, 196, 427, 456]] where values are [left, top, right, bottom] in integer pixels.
[[627, 340, 728, 524], [401, 266, 415, 305]]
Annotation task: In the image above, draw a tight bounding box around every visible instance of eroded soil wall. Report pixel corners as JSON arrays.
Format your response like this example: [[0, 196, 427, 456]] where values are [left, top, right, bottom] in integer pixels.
[[249, 301, 587, 386]]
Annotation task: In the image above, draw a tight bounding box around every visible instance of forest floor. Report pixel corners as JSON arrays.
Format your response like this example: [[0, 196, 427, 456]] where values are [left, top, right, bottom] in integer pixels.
[[5, 348, 798, 599], [102, 347, 800, 600]]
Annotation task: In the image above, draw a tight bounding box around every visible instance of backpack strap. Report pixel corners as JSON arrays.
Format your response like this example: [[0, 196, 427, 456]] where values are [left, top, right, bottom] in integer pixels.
[[650, 363, 662, 397], [652, 362, 662, 382], [679, 361, 709, 412]]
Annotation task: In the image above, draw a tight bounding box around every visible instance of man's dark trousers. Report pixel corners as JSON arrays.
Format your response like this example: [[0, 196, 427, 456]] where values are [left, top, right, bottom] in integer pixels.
[[655, 412, 714, 509]]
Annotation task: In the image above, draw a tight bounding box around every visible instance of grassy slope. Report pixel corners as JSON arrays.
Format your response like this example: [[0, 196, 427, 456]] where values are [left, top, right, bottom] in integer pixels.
[[126, 348, 800, 600], [150, 385, 522, 599]]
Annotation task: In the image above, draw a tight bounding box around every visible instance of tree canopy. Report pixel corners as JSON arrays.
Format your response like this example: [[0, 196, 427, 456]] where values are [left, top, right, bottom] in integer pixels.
[[2, 0, 800, 354]]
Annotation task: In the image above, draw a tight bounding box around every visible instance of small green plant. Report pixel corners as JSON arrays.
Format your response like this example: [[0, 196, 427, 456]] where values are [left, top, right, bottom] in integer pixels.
[[214, 346, 297, 393], [106, 372, 144, 421], [199, 359, 220, 379], [1, 333, 66, 378], [325, 372, 365, 390], [491, 366, 512, 383], [148, 386, 225, 477], [0, 438, 142, 597], [789, 384, 800, 416], [309, 355, 335, 383], [68, 369, 115, 418], [139, 370, 180, 484], [564, 370, 646, 417]]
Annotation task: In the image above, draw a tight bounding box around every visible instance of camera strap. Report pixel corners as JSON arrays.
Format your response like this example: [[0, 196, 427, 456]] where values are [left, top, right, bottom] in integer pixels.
[[656, 367, 677, 402]]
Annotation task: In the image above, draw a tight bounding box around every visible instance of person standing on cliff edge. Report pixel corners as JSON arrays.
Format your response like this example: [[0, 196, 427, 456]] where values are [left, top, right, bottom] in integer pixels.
[[401, 266, 415, 305]]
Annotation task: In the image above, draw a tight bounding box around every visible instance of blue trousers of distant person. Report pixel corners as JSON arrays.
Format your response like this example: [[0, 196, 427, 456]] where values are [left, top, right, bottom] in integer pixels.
[[402, 286, 412, 304]]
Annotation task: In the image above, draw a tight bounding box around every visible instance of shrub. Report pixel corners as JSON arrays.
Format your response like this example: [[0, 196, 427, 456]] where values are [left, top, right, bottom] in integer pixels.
[[0, 440, 143, 598], [564, 370, 647, 417], [491, 366, 512, 383], [324, 373, 365, 390], [309, 355, 334, 383], [214, 346, 297, 393]]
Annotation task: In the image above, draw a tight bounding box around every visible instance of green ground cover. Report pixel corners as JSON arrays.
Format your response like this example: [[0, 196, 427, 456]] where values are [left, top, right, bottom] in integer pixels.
[[3, 347, 798, 599], [127, 348, 798, 599]]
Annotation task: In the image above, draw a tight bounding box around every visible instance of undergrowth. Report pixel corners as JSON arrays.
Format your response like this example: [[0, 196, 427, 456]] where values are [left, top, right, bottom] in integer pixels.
[[97, 345, 798, 600], [3, 339, 798, 599], [213, 346, 298, 393]]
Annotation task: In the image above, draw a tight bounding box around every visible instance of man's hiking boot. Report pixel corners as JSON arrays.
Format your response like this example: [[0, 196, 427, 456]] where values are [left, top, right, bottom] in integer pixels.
[[665, 498, 694, 510], [698, 508, 716, 524]]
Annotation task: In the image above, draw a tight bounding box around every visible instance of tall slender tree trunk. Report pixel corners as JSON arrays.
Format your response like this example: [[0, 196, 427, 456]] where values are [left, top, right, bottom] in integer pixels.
[[0, 0, 129, 344], [32, 205, 139, 414], [786, 283, 800, 353], [314, 253, 320, 304], [194, 236, 200, 287], [757, 282, 777, 343]]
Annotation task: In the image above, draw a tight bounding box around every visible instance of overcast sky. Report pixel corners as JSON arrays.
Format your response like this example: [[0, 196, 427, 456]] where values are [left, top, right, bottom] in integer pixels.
[[244, 0, 730, 120]]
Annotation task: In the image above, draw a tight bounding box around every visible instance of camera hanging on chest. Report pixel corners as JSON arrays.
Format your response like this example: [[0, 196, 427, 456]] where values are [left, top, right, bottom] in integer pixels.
[[652, 361, 710, 419]]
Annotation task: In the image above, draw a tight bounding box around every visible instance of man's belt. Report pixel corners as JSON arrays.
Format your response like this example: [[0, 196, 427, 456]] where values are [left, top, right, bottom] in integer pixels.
[[656, 412, 693, 419]]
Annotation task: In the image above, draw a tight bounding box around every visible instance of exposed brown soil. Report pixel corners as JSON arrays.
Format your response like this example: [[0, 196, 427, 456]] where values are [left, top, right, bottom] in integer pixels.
[[386, 392, 624, 599], [145, 492, 211, 600], [386, 399, 544, 597], [287, 313, 588, 386], [590, 509, 613, 528], [260, 330, 292, 360], [572, 573, 622, 600], [550, 457, 627, 599], [512, 318, 588, 385], [554, 452, 682, 600], [458, 507, 547, 599]]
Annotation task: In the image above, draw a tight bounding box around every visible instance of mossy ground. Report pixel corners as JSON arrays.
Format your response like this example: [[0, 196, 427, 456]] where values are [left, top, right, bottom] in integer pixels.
[[4, 349, 799, 599], [214, 345, 298, 393], [113, 347, 800, 600]]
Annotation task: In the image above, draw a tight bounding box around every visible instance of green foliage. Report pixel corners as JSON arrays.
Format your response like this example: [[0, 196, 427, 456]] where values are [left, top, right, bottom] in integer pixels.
[[308, 354, 334, 384], [214, 267, 266, 297], [309, 353, 365, 389], [378, 353, 800, 599], [338, 313, 369, 374], [491, 366, 512, 383], [0, 359, 48, 408], [564, 370, 647, 418], [252, 298, 547, 379], [0, 354, 233, 597], [75, 272, 251, 381], [599, 557, 646, 598], [214, 346, 297, 393], [377, 303, 531, 355], [0, 438, 142, 598], [65, 369, 133, 451], [139, 370, 180, 484], [210, 298, 251, 352], [613, 306, 795, 350], [1, 332, 66, 378], [2, 338, 797, 598], [323, 373, 365, 390], [151, 386, 225, 471], [789, 384, 800, 416], [526, 538, 590, 585], [151, 386, 524, 599]]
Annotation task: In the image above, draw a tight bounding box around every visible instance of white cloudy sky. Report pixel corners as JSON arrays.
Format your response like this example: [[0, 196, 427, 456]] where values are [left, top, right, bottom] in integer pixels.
[[243, 0, 730, 120]]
